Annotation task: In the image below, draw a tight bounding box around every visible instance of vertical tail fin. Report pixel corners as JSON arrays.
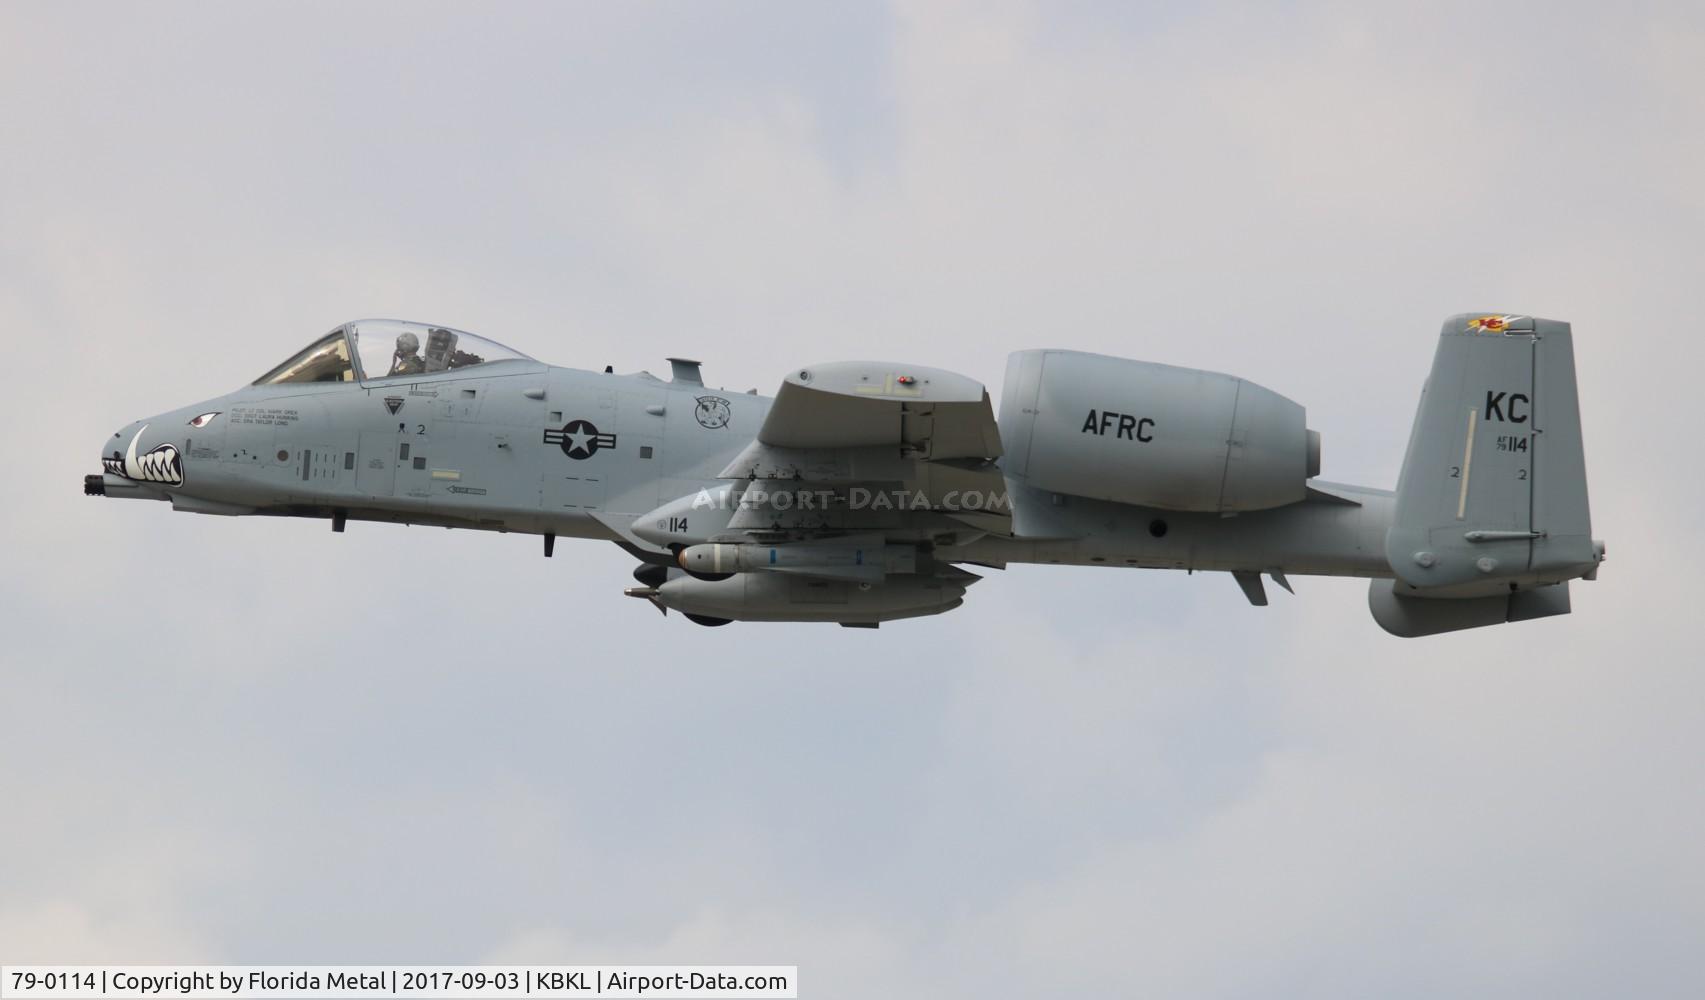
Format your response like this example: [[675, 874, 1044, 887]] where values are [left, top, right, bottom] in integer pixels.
[[1373, 314, 1604, 635]]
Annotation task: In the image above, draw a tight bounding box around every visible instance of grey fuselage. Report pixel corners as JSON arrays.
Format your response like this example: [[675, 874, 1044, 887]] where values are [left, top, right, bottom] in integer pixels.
[[96, 357, 1394, 580]]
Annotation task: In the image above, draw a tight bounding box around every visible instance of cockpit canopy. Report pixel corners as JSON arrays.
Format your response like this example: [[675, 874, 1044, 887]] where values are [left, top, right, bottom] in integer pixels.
[[254, 319, 534, 386]]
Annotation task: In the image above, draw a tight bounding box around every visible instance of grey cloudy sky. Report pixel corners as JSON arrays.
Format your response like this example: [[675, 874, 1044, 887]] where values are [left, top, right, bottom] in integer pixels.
[[2, 2, 1702, 997]]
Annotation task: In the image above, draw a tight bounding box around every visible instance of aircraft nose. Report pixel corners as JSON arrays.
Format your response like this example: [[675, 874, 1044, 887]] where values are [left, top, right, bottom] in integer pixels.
[[87, 423, 137, 495], [99, 422, 138, 471], [96, 420, 185, 487]]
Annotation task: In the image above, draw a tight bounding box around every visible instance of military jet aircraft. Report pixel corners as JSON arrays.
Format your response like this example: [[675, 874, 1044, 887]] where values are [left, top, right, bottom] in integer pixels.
[[88, 315, 1604, 635]]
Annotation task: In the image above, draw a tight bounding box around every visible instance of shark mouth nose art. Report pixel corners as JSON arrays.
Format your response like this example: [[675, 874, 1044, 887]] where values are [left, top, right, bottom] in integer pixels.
[[104, 425, 184, 486]]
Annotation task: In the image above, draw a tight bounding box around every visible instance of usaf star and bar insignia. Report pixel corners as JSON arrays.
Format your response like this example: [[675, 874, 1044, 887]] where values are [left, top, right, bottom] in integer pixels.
[[543, 419, 618, 460]]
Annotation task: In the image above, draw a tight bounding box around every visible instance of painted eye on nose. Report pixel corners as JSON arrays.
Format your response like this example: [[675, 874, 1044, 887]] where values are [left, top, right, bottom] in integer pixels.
[[188, 412, 220, 428]]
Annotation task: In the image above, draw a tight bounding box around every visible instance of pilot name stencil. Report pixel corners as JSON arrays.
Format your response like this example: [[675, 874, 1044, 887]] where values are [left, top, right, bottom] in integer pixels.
[[229, 406, 299, 426]]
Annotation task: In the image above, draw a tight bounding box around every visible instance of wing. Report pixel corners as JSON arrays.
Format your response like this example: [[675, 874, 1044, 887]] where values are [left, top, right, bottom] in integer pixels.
[[716, 361, 1011, 548], [754, 361, 1003, 458]]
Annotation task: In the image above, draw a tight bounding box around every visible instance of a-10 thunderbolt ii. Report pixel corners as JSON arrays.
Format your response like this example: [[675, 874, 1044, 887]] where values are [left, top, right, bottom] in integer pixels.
[[88, 314, 1605, 635]]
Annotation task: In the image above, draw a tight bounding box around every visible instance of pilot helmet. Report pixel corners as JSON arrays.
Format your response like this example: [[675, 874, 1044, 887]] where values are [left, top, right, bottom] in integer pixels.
[[396, 331, 420, 355]]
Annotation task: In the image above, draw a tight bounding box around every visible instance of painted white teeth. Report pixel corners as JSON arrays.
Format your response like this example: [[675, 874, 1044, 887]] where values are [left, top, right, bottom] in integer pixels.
[[115, 425, 184, 485], [134, 444, 183, 484]]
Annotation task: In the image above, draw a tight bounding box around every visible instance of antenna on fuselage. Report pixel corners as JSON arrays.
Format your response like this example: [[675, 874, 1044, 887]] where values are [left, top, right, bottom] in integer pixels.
[[666, 358, 703, 386]]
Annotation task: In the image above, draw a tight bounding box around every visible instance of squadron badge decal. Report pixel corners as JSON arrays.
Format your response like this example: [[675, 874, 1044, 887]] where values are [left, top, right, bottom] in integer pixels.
[[694, 395, 732, 429], [543, 419, 617, 460]]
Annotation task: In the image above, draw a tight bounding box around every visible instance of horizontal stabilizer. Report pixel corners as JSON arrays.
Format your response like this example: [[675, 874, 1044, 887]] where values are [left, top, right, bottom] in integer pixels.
[[1369, 579, 1571, 637]]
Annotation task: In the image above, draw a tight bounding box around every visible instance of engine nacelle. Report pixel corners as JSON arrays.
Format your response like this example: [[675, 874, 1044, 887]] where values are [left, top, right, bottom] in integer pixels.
[[633, 484, 738, 548], [999, 349, 1319, 513], [643, 572, 968, 624]]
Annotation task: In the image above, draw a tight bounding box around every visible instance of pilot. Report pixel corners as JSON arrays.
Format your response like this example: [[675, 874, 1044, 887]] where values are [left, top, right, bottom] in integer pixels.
[[389, 331, 426, 376]]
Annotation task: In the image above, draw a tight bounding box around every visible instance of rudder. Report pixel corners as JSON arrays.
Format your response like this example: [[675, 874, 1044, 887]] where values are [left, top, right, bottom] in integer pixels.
[[1382, 313, 1602, 615]]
